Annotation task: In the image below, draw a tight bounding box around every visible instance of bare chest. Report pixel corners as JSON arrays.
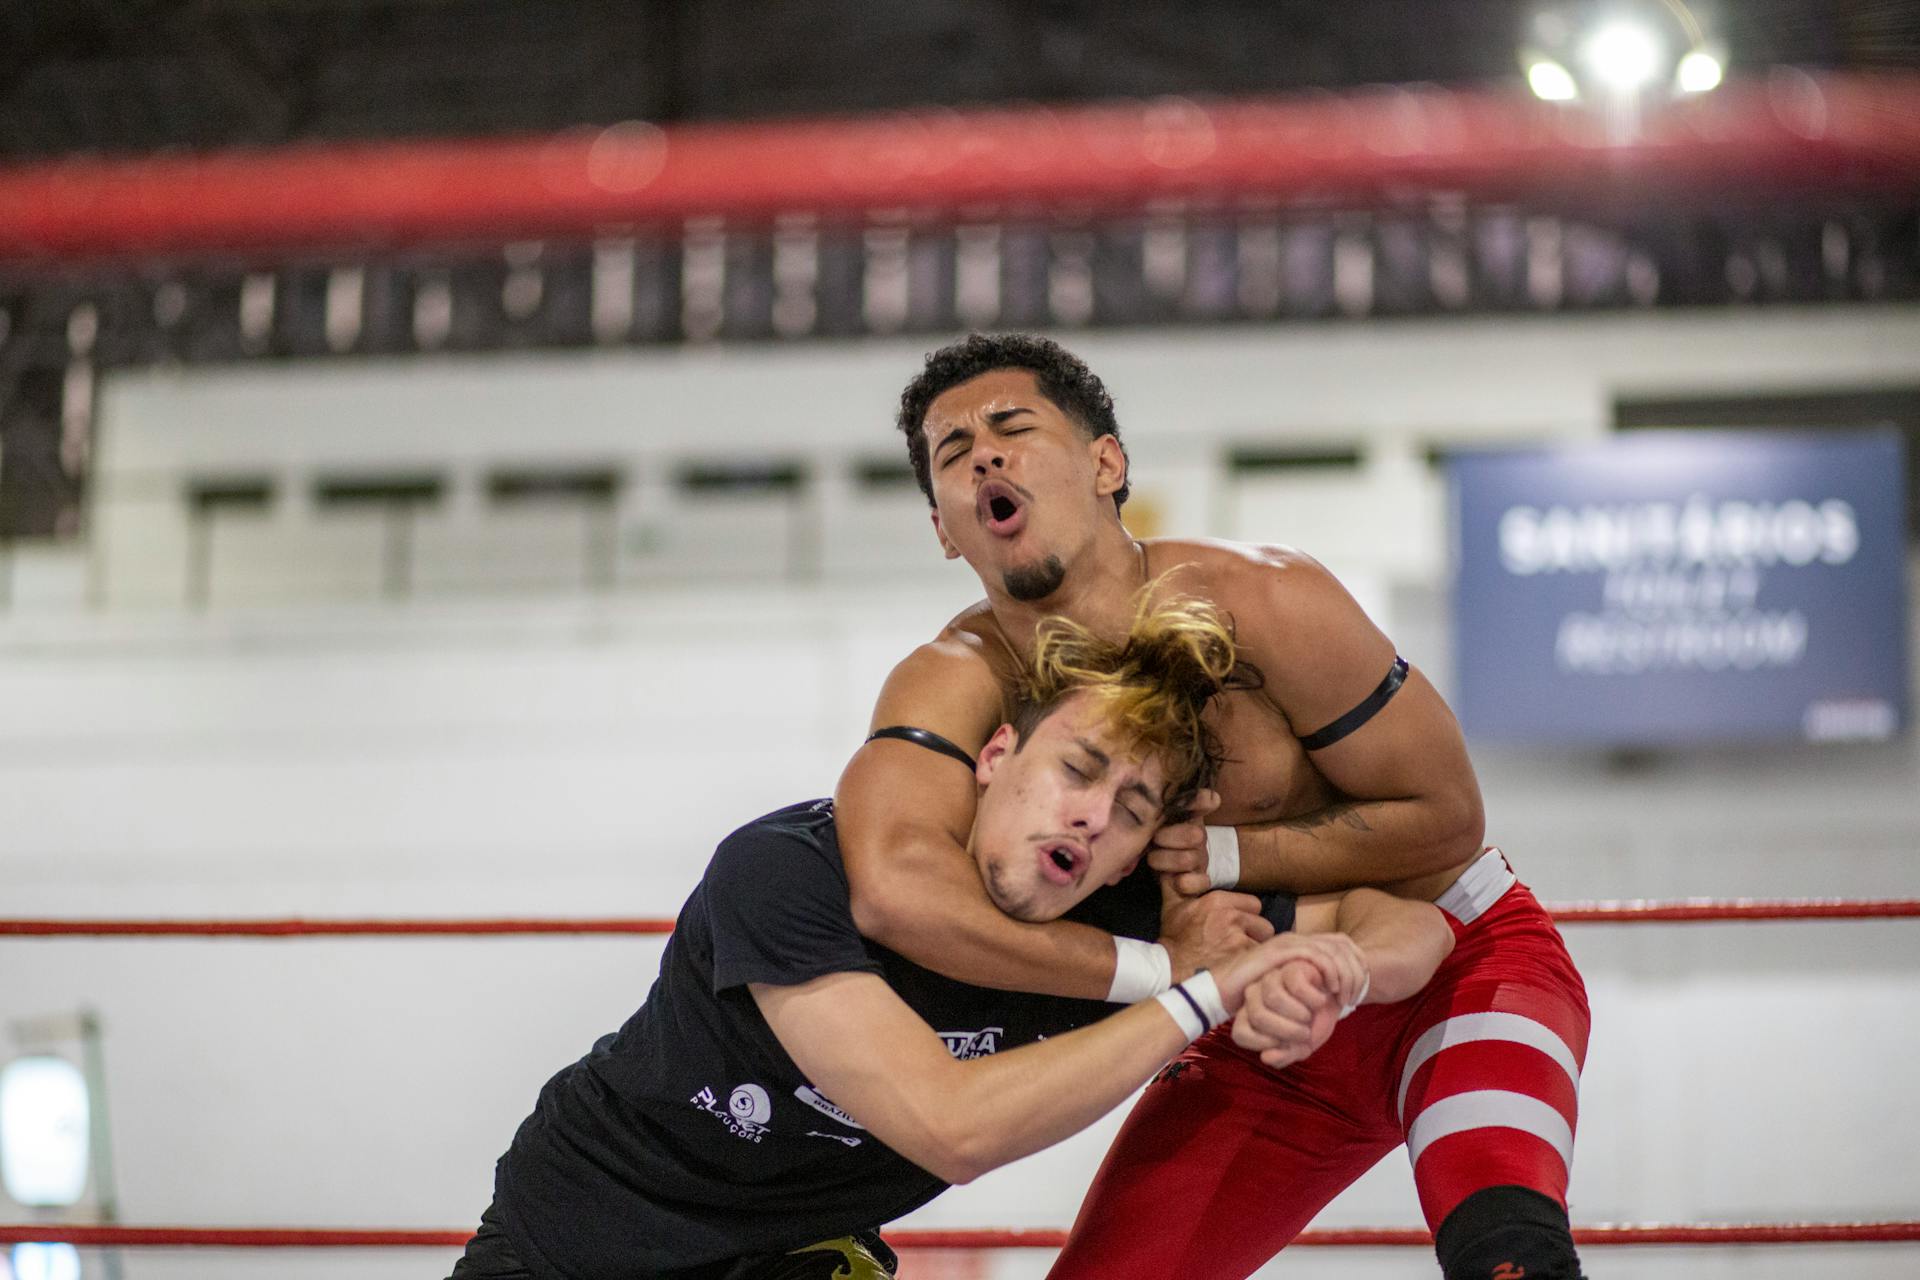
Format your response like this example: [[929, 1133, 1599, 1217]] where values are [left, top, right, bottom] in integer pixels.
[[1204, 687, 1339, 824]]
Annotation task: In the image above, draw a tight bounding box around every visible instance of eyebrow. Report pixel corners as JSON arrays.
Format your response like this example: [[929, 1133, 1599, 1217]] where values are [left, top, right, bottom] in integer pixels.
[[933, 406, 1036, 456], [1072, 736, 1160, 810], [933, 425, 972, 457], [1072, 737, 1111, 768]]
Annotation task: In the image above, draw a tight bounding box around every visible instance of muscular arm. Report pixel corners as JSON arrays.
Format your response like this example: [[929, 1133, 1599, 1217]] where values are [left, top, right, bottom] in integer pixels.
[[838, 638, 1266, 997], [1231, 553, 1485, 894], [1230, 887, 1454, 1066], [752, 936, 1312, 1185], [754, 970, 1188, 1183], [1292, 888, 1455, 1005], [834, 639, 1126, 999]]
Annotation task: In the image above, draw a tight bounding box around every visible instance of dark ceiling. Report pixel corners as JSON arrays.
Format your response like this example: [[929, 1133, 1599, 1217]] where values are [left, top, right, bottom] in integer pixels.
[[1, 2, 1917, 539], [2, 0, 1916, 159]]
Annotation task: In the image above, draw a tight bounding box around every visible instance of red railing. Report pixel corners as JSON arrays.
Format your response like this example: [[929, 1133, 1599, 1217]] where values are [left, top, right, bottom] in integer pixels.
[[2, 73, 1917, 261]]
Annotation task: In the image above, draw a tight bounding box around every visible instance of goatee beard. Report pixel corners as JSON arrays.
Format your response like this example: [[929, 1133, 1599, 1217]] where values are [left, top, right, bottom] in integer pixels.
[[1003, 555, 1067, 602]]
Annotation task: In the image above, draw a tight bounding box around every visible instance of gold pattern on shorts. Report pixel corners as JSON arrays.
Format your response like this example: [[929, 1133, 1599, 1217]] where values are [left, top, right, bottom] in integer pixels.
[[790, 1235, 894, 1279]]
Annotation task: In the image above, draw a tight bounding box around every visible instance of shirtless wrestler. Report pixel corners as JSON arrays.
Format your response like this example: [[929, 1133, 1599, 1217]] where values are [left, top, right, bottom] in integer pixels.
[[833, 333, 1592, 1280], [450, 596, 1453, 1280]]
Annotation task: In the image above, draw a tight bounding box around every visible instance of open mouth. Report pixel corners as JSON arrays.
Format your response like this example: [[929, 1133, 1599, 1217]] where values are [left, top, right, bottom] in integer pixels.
[[976, 480, 1028, 537], [1037, 841, 1085, 886]]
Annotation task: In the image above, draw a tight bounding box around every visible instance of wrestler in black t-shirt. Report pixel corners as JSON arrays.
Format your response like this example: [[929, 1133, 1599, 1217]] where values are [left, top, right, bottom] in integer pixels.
[[469, 798, 1294, 1280]]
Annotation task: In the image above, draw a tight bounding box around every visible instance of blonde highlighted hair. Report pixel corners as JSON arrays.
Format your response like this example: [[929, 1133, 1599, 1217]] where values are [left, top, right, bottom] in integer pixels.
[[1012, 583, 1239, 814]]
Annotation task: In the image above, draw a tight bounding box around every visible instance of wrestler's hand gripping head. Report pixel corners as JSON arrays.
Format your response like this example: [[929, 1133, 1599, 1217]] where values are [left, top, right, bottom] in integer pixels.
[[967, 591, 1234, 923]]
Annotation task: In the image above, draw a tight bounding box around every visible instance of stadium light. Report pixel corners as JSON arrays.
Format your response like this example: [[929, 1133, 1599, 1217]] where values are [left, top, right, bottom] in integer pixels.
[[1524, 2, 1723, 104], [1527, 59, 1580, 102], [1676, 48, 1724, 93], [1580, 20, 1665, 96]]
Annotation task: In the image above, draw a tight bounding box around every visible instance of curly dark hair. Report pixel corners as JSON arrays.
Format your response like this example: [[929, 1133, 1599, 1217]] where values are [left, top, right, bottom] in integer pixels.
[[895, 333, 1129, 513]]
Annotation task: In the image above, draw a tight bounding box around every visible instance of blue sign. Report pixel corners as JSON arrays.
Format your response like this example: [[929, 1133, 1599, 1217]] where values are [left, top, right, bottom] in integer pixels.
[[1450, 431, 1908, 745]]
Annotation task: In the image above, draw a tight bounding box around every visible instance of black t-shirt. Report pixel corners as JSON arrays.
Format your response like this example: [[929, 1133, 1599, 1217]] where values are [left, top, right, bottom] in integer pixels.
[[494, 799, 1293, 1279]]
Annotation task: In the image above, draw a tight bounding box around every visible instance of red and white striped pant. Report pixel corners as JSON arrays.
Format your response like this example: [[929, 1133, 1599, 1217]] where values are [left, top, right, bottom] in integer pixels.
[[1048, 850, 1591, 1280]]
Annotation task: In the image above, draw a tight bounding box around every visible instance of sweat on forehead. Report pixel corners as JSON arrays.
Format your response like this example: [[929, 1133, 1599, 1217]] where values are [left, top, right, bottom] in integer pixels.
[[928, 390, 1042, 442]]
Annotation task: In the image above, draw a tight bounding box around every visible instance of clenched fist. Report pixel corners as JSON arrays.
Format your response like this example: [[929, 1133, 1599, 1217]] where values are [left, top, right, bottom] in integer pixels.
[[1231, 956, 1340, 1070]]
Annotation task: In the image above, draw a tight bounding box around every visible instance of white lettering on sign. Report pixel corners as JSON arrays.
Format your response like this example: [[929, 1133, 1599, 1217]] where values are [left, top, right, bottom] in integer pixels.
[[1803, 700, 1898, 742], [1498, 496, 1858, 576], [1555, 610, 1809, 674]]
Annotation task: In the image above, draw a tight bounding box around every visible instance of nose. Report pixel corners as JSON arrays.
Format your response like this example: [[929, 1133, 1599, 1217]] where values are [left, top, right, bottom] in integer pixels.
[[970, 439, 1007, 474], [1066, 791, 1110, 839]]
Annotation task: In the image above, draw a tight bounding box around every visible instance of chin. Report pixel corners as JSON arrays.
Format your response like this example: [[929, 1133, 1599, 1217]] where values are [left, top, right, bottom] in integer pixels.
[[991, 881, 1056, 923], [984, 860, 1045, 922], [1002, 554, 1067, 602]]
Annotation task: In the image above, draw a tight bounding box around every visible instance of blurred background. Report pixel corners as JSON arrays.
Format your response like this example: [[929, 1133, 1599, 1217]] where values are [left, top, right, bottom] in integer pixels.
[[1, 1, 1917, 1277]]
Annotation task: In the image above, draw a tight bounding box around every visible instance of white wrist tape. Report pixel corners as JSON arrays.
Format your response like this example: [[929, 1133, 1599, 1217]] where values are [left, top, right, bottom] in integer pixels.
[[1204, 825, 1240, 890], [1185, 969, 1229, 1027], [1156, 986, 1207, 1041], [1107, 937, 1173, 1003], [1339, 968, 1372, 1020], [1155, 970, 1228, 1044]]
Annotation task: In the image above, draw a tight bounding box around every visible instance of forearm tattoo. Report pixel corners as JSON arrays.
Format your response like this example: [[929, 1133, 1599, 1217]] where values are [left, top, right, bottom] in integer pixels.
[[1278, 801, 1373, 836]]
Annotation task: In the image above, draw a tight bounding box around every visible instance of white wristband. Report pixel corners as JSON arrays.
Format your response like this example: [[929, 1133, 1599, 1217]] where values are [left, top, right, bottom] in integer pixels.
[[1339, 968, 1372, 1020], [1155, 970, 1228, 1044], [1107, 937, 1173, 1003], [1204, 825, 1241, 890], [1184, 969, 1229, 1027], [1156, 986, 1207, 1041]]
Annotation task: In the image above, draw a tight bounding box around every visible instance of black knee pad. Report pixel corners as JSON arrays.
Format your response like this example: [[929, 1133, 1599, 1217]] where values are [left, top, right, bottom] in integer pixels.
[[1435, 1185, 1585, 1280]]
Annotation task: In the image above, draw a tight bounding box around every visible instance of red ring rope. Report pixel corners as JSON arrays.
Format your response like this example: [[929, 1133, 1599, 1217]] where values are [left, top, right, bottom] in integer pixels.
[[1548, 898, 1920, 923], [0, 917, 677, 937], [0, 899, 1916, 937], [3, 1223, 1916, 1249]]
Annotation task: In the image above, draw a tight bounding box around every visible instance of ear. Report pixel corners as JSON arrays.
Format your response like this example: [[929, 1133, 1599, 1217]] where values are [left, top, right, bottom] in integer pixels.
[[930, 509, 962, 560], [976, 723, 1017, 787], [1090, 434, 1128, 501]]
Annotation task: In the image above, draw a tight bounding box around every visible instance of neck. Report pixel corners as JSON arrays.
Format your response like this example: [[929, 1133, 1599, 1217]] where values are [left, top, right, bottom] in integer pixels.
[[983, 520, 1145, 654]]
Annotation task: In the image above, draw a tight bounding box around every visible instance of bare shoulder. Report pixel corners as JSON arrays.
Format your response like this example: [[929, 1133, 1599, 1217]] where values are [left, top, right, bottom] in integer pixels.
[[940, 597, 1007, 646], [1142, 537, 1349, 614], [1147, 537, 1393, 711], [929, 600, 1023, 685], [871, 602, 1019, 745]]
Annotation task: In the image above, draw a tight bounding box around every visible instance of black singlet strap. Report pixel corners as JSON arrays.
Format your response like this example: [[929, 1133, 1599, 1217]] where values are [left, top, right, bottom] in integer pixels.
[[1297, 655, 1409, 751], [866, 725, 978, 770]]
